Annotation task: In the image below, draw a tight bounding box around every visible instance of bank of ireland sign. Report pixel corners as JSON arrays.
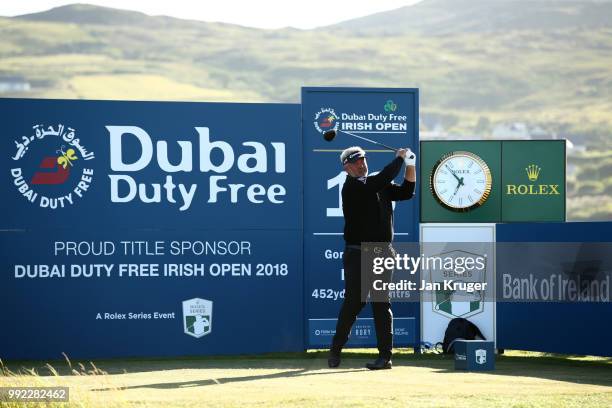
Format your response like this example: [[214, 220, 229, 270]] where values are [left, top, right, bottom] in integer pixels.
[[183, 298, 213, 338]]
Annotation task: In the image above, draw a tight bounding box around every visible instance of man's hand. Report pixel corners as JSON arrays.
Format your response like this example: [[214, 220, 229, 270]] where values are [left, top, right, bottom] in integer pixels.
[[403, 148, 416, 166], [395, 148, 407, 159]]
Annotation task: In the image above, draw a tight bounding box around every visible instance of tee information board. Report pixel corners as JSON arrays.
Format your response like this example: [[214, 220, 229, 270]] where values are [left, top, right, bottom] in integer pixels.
[[301, 87, 420, 348], [0, 98, 304, 360]]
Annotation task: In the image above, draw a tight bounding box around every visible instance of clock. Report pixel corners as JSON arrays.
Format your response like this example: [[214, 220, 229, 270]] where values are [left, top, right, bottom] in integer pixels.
[[430, 151, 492, 212]]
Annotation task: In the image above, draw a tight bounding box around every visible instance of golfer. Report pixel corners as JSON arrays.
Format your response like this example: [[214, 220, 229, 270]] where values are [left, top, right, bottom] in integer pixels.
[[328, 146, 416, 370]]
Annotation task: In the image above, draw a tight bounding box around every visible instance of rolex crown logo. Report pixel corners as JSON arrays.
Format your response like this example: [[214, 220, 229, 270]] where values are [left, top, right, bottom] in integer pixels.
[[525, 164, 541, 181]]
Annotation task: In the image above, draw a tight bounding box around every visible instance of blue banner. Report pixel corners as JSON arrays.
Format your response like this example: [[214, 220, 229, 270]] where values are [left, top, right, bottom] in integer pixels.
[[0, 98, 304, 360], [496, 222, 612, 357]]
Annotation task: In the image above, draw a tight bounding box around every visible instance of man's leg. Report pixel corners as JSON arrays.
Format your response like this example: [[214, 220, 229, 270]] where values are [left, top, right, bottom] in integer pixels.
[[368, 255, 393, 370], [372, 300, 393, 360], [329, 248, 365, 365]]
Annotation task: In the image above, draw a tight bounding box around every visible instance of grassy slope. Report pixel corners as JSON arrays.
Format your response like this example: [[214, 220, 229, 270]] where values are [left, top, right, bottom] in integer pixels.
[[2, 17, 612, 137], [1, 350, 611, 408], [1, 10, 612, 220]]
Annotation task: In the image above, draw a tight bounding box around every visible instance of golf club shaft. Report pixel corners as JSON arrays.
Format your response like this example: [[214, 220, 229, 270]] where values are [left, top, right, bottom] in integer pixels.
[[339, 130, 398, 152]]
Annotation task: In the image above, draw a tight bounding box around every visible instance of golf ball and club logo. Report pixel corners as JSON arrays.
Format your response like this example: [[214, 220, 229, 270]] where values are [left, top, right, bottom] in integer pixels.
[[9, 123, 96, 209]]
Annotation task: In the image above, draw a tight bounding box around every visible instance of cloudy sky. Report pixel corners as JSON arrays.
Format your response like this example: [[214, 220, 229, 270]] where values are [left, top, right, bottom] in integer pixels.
[[0, 0, 424, 29]]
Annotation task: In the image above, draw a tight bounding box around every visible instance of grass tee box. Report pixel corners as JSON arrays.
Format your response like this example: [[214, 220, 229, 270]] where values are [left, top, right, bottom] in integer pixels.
[[454, 340, 495, 371]]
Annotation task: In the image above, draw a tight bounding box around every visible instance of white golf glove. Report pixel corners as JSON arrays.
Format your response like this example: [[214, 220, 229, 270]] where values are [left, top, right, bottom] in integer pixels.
[[403, 148, 416, 166]]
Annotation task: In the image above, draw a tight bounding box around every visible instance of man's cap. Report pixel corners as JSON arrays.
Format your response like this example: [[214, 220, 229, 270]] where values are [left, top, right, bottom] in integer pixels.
[[340, 146, 366, 165]]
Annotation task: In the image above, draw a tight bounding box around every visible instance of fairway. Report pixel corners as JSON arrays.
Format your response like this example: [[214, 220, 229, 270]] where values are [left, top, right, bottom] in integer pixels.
[[1, 350, 611, 408]]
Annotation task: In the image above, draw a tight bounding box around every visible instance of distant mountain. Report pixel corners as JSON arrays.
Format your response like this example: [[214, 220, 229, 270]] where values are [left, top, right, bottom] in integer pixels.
[[334, 0, 612, 34], [14, 1, 612, 33], [3, 1, 612, 220], [13, 3, 257, 31], [15, 3, 155, 26], [2, 2, 612, 142]]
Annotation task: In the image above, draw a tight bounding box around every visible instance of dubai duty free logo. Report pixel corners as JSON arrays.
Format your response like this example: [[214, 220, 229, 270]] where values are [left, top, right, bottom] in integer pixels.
[[313, 108, 339, 134], [10, 124, 95, 209]]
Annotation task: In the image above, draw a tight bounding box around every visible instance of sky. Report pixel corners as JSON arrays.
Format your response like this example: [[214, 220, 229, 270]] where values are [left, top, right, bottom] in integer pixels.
[[0, 0, 424, 29]]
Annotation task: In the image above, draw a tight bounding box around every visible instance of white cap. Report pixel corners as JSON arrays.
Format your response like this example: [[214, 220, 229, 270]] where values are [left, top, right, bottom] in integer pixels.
[[340, 146, 365, 165]]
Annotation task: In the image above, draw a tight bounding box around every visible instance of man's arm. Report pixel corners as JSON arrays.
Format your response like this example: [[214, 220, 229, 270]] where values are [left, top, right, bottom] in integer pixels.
[[386, 150, 417, 201], [364, 149, 407, 192]]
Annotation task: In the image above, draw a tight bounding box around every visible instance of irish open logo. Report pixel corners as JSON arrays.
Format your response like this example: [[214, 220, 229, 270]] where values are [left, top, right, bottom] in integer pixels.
[[313, 108, 339, 134], [183, 298, 213, 338], [10, 124, 95, 209]]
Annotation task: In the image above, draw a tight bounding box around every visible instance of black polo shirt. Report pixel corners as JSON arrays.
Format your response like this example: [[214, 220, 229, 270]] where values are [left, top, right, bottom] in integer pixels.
[[342, 157, 415, 245]]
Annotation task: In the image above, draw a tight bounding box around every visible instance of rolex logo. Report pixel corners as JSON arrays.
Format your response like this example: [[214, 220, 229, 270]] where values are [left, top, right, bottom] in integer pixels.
[[507, 163, 559, 196], [525, 164, 541, 181]]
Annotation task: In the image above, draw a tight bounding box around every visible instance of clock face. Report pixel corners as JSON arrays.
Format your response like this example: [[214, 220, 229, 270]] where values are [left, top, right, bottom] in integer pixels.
[[430, 151, 492, 212]]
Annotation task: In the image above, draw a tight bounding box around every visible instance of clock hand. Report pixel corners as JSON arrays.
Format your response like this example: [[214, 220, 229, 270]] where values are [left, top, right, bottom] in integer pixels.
[[450, 183, 461, 200], [445, 165, 462, 183]]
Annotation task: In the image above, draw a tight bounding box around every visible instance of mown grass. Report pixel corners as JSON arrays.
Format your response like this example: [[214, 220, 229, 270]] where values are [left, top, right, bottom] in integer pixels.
[[1, 350, 611, 408]]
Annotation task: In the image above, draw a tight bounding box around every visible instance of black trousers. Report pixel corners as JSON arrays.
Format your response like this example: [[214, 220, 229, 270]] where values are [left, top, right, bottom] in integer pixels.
[[330, 246, 393, 359]]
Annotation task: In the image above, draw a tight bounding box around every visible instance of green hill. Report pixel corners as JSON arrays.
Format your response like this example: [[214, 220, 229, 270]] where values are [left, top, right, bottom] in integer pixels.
[[1, 1, 611, 220], [335, 0, 612, 34]]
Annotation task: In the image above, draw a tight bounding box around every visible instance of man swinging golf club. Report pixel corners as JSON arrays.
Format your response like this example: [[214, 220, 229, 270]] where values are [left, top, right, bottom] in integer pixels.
[[328, 144, 416, 370]]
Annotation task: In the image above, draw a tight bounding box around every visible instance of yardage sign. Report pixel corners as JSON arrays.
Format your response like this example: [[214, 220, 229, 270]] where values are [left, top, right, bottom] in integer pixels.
[[301, 87, 420, 348]]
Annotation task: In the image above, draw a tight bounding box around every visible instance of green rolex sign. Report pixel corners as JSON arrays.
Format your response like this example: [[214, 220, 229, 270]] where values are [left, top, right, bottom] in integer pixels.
[[421, 140, 566, 223], [501, 140, 566, 222]]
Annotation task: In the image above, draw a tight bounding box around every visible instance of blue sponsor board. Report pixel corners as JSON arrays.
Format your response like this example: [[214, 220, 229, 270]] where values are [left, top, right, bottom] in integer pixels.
[[496, 222, 612, 357], [0, 98, 304, 360], [302, 87, 420, 348], [308, 317, 416, 348], [1, 99, 300, 229]]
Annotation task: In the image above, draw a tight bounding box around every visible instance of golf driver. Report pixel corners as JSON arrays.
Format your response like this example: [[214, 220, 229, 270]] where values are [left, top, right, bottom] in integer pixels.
[[323, 129, 398, 152]]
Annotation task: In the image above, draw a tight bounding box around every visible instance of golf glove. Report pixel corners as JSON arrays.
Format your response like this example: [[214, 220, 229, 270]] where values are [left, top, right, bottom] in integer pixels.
[[404, 148, 416, 166]]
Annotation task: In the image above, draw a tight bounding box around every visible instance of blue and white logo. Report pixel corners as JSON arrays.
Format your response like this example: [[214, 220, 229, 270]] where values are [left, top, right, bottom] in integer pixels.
[[182, 298, 213, 338], [475, 349, 487, 365]]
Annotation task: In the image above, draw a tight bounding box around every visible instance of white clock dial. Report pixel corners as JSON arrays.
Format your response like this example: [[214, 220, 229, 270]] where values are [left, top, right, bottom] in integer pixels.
[[430, 151, 492, 212]]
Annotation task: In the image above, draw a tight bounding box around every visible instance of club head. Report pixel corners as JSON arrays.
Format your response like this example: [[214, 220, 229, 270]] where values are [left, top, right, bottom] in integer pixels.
[[323, 130, 336, 142]]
